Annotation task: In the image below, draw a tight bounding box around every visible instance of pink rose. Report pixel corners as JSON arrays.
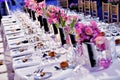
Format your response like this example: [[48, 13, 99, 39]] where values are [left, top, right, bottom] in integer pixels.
[[85, 27, 93, 35], [76, 27, 82, 34], [90, 20, 97, 28], [95, 36, 107, 51], [77, 23, 84, 29], [94, 36, 105, 45]]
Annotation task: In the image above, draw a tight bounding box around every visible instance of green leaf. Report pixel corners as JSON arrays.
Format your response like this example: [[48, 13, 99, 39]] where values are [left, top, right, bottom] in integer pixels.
[[60, 16, 66, 27], [70, 19, 76, 29], [55, 23, 59, 28]]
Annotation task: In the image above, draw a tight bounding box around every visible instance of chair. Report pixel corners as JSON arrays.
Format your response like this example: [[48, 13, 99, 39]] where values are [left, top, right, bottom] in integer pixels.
[[59, 0, 68, 8], [0, 35, 4, 54], [78, 0, 84, 12], [102, 2, 110, 23], [84, 0, 91, 15], [91, 1, 98, 17], [110, 4, 119, 23]]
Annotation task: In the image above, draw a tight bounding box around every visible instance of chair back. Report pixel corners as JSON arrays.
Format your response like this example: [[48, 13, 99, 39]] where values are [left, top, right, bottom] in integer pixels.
[[84, 0, 91, 15], [91, 1, 97, 17], [59, 0, 68, 8], [110, 4, 119, 23], [78, 0, 84, 12], [102, 2, 110, 23]]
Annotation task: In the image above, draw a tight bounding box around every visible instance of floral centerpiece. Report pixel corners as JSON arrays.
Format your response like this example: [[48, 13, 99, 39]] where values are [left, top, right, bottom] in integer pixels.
[[46, 5, 68, 28], [69, 3, 78, 12], [94, 36, 112, 68], [75, 20, 112, 68], [46, 5, 60, 26], [75, 20, 100, 44], [108, 0, 120, 5], [66, 15, 78, 34], [36, 1, 46, 16], [64, 15, 78, 46]]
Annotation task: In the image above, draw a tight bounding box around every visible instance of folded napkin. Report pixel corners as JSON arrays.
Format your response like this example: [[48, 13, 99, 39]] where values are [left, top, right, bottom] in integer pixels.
[[13, 58, 40, 70], [10, 49, 34, 58], [51, 69, 74, 80]]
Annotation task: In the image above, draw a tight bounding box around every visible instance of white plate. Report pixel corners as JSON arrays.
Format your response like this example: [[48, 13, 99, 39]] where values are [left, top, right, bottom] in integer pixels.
[[34, 72, 52, 80]]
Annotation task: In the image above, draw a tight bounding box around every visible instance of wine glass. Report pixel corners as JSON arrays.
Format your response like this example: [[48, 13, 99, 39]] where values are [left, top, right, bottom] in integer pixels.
[[110, 24, 118, 36]]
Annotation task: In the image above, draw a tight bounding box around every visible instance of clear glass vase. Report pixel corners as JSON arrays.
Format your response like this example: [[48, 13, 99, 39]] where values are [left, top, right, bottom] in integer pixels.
[[81, 39, 112, 71]]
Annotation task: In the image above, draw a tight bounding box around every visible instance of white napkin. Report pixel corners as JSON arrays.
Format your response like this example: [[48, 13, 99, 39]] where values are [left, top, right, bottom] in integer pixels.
[[51, 69, 74, 80], [10, 49, 34, 58]]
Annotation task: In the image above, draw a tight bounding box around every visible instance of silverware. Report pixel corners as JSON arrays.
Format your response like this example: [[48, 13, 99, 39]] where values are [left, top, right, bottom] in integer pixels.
[[34, 68, 44, 73], [26, 74, 32, 77], [40, 68, 44, 73]]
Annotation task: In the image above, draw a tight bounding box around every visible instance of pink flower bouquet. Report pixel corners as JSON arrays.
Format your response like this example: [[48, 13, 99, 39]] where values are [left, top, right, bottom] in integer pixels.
[[75, 20, 100, 44]]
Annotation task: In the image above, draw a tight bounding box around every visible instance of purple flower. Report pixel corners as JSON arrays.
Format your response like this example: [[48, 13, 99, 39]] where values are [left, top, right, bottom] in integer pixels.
[[98, 58, 111, 68]]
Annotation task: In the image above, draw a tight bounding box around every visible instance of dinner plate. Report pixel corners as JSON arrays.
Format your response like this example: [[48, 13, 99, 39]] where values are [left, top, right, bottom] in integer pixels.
[[34, 72, 52, 80], [10, 48, 33, 58], [14, 56, 33, 64]]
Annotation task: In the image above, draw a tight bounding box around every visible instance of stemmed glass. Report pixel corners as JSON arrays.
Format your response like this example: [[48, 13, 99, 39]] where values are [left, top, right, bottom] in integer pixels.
[[109, 23, 118, 36]]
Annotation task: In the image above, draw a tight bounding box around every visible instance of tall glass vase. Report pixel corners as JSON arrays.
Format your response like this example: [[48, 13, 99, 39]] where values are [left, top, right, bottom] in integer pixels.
[[82, 40, 112, 71], [59, 27, 66, 45], [69, 33, 77, 47], [31, 10, 36, 21], [43, 17, 50, 33], [37, 15, 43, 28], [23, 6, 27, 13], [28, 8, 32, 18], [52, 23, 58, 35]]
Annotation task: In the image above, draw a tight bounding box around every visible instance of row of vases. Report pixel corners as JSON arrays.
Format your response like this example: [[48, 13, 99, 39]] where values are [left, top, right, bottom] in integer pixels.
[[23, 7, 112, 71], [24, 7, 77, 47], [52, 23, 77, 47], [23, 7, 50, 32]]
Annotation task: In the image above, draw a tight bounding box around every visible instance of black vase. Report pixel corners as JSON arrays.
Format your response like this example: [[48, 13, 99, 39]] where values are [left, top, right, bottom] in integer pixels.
[[59, 27, 66, 45], [43, 18, 49, 32], [37, 15, 43, 28], [69, 34, 76, 47], [31, 10, 36, 21], [28, 9, 32, 18], [52, 24, 58, 34]]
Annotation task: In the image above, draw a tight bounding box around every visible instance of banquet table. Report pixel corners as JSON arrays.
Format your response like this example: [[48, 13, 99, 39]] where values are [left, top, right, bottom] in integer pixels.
[[14, 59, 120, 80], [1, 10, 120, 80]]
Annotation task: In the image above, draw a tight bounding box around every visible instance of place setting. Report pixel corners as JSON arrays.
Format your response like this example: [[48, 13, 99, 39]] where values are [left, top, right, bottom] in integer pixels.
[[8, 38, 30, 49], [10, 46, 34, 58], [12, 54, 40, 69]]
